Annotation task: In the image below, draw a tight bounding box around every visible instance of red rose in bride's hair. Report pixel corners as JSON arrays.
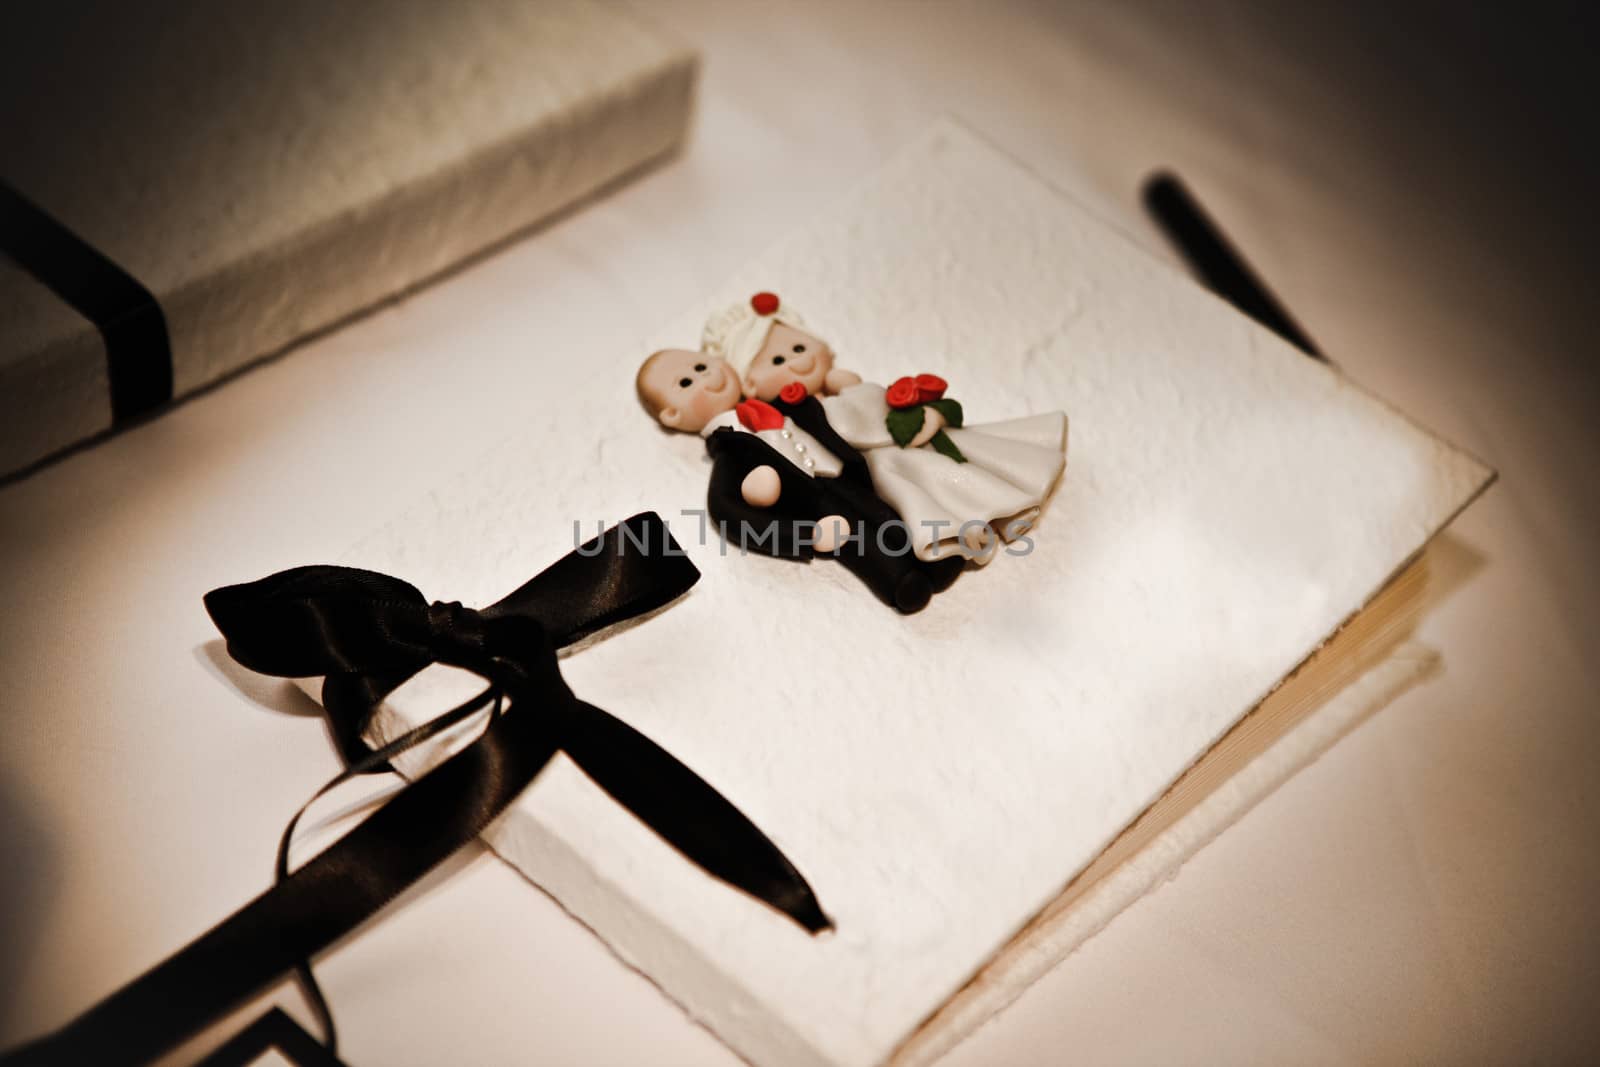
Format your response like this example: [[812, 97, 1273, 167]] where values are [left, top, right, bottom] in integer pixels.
[[779, 381, 808, 404], [886, 377, 920, 409], [914, 374, 947, 402]]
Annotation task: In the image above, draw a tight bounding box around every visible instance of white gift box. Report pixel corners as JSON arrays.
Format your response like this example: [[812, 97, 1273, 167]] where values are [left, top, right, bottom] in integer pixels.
[[306, 122, 1492, 1066], [0, 0, 696, 479]]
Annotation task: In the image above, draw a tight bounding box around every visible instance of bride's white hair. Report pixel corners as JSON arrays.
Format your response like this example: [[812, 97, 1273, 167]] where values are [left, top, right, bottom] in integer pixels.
[[701, 293, 808, 379]]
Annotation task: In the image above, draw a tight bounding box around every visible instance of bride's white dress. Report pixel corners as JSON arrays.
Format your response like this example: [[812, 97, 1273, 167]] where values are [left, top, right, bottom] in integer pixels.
[[820, 383, 1067, 564]]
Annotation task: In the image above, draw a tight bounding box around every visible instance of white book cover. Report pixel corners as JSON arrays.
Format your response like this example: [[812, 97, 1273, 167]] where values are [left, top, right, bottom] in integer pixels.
[[307, 122, 1492, 1066]]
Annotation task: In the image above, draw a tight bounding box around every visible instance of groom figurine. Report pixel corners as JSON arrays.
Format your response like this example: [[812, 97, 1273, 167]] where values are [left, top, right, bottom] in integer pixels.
[[637, 346, 961, 614]]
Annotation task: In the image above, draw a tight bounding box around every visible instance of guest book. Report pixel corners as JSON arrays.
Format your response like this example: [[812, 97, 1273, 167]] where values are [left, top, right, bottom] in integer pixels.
[[0, 0, 695, 478], [310, 122, 1493, 1066]]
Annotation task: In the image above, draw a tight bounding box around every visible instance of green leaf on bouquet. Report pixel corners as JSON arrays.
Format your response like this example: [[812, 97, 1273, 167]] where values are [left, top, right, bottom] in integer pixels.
[[886, 406, 925, 447], [930, 429, 968, 463], [927, 398, 964, 428]]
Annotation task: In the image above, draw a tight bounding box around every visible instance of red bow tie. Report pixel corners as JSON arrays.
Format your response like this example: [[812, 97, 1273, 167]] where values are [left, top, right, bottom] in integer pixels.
[[735, 398, 785, 433]]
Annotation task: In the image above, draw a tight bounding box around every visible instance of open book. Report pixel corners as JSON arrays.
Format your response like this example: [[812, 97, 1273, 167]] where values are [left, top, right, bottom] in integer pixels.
[[315, 122, 1492, 1066]]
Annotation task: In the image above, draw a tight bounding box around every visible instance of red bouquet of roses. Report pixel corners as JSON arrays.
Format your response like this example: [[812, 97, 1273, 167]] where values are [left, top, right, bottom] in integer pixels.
[[884, 374, 966, 462]]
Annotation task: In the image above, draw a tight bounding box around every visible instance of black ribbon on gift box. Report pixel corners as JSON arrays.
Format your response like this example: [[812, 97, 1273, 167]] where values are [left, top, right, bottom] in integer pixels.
[[4, 512, 828, 1066], [0, 180, 174, 428]]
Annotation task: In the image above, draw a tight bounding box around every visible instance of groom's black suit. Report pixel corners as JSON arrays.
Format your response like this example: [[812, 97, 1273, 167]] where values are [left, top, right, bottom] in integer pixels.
[[704, 394, 954, 613]]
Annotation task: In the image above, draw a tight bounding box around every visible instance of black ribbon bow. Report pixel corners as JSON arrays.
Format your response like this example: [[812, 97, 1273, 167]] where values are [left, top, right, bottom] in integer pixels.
[[7, 512, 828, 1067]]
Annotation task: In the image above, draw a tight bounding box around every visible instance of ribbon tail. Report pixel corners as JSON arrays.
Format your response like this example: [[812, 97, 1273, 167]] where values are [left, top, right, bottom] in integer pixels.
[[10, 696, 561, 1067], [485, 512, 700, 647], [193, 1007, 349, 1067], [558, 700, 831, 934]]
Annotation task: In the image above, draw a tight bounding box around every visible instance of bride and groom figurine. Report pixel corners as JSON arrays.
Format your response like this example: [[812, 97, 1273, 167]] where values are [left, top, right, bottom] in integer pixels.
[[636, 291, 1068, 614]]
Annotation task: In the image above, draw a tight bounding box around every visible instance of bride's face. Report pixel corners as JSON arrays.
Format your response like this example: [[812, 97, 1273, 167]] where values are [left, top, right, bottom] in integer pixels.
[[743, 322, 834, 400]]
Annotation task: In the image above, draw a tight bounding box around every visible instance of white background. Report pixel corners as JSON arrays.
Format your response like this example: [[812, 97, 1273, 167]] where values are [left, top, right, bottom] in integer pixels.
[[3, 2, 1596, 1063]]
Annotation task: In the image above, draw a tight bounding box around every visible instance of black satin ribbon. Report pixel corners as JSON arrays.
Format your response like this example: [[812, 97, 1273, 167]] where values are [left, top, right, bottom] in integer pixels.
[[0, 180, 174, 423], [4, 512, 828, 1066], [193, 1008, 347, 1067]]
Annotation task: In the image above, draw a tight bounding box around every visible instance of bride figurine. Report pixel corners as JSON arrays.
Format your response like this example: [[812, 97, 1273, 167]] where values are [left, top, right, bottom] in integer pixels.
[[705, 292, 1068, 565]]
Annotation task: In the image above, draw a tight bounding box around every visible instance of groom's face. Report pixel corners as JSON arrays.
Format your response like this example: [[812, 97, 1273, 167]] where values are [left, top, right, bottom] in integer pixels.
[[640, 349, 742, 433]]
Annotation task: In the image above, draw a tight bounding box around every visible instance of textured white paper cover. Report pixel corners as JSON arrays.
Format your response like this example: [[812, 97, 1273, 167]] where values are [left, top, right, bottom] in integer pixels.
[[305, 123, 1491, 1066], [0, 0, 696, 476]]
